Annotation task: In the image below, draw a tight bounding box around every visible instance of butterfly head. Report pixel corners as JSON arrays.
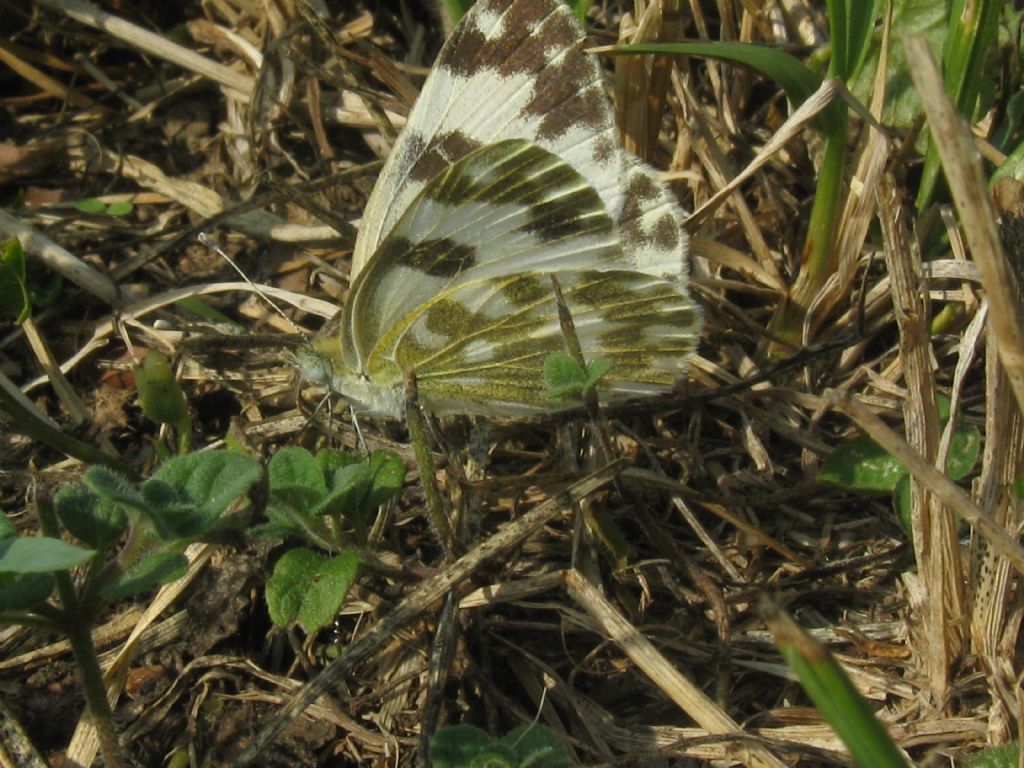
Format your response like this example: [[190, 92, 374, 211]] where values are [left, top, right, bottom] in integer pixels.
[[295, 332, 406, 419]]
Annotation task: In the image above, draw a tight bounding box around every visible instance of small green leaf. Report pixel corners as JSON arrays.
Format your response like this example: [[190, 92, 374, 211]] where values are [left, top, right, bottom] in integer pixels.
[[0, 515, 15, 539], [74, 198, 107, 214], [0, 572, 55, 610], [430, 725, 494, 768], [54, 483, 127, 549], [894, 474, 912, 535], [83, 465, 144, 509], [135, 351, 189, 430], [963, 743, 1020, 768], [265, 548, 360, 632], [105, 201, 134, 217], [0, 536, 95, 573], [501, 725, 570, 768], [100, 550, 188, 601], [359, 450, 405, 510], [544, 353, 612, 401], [946, 424, 982, 481], [820, 434, 907, 493], [0, 237, 31, 324], [269, 446, 328, 496], [152, 450, 262, 534]]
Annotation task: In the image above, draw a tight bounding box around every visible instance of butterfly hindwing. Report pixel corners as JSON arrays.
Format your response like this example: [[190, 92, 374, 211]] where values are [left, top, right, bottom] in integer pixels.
[[384, 269, 700, 415]]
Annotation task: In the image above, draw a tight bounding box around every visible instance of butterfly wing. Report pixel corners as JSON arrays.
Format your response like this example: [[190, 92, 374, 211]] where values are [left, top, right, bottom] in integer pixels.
[[345, 143, 699, 417], [386, 268, 700, 416], [352, 0, 690, 283], [344, 139, 632, 373]]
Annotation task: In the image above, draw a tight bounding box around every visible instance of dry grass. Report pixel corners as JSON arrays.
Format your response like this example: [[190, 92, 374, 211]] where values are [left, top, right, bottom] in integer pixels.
[[0, 0, 1021, 766]]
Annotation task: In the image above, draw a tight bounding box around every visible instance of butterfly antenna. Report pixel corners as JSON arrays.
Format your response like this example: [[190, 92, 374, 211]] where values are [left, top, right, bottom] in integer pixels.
[[351, 411, 369, 454], [197, 231, 303, 335]]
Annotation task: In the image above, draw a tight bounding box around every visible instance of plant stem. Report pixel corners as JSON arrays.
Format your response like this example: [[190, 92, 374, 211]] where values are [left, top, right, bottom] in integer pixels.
[[62, 605, 126, 768], [36, 495, 126, 768]]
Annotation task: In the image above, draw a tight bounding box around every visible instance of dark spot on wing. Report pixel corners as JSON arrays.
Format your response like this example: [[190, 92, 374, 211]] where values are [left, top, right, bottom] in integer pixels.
[[377, 236, 477, 277], [592, 136, 617, 165], [523, 187, 609, 241], [526, 52, 607, 141], [501, 273, 549, 306], [424, 297, 474, 335], [437, 0, 578, 79], [619, 171, 662, 248], [409, 131, 483, 183], [654, 211, 680, 251]]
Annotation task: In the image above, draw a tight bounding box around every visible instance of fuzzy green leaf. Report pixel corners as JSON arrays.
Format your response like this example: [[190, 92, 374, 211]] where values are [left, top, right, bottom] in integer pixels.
[[100, 551, 188, 601], [265, 548, 360, 632], [54, 483, 127, 549]]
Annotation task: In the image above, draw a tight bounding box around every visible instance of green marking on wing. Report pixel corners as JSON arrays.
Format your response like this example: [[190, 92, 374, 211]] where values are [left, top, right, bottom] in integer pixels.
[[380, 269, 700, 415], [341, 139, 627, 374]]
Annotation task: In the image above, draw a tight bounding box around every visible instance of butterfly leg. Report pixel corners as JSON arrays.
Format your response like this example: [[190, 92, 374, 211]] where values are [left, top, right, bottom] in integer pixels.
[[404, 369, 454, 552]]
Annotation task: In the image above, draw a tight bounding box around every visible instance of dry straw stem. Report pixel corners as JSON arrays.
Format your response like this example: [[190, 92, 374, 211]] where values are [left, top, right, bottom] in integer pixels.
[[565, 569, 789, 768], [34, 0, 254, 98], [876, 172, 965, 702], [0, 209, 118, 305], [19, 281, 331, 397], [832, 393, 1024, 578], [904, 35, 1024, 416]]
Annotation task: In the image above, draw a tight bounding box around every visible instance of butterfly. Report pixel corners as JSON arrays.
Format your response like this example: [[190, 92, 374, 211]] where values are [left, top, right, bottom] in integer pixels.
[[297, 0, 702, 418]]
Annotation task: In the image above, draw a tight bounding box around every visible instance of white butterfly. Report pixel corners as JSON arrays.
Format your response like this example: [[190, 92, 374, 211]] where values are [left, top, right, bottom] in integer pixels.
[[298, 0, 701, 418]]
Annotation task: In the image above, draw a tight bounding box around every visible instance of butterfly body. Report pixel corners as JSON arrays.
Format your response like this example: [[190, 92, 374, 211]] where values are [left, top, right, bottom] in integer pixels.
[[299, 0, 701, 418]]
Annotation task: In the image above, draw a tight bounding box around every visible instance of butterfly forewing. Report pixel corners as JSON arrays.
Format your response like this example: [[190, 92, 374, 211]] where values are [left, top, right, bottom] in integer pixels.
[[352, 0, 687, 284]]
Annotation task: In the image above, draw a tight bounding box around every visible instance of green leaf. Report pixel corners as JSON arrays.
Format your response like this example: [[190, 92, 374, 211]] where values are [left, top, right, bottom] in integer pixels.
[[825, 0, 879, 81], [100, 550, 188, 601], [1012, 475, 1024, 501], [946, 423, 982, 481], [135, 351, 189, 430], [83, 465, 145, 510], [265, 548, 360, 632], [501, 725, 570, 768], [894, 474, 912, 535], [612, 41, 845, 136], [151, 450, 262, 535], [0, 237, 31, 324], [174, 295, 240, 326], [0, 536, 95, 573], [54, 483, 127, 549], [0, 515, 15, 539], [105, 201, 134, 217], [963, 743, 1020, 768], [848, 0, 947, 132], [820, 434, 906, 493], [430, 725, 495, 768], [544, 353, 613, 401], [0, 572, 55, 610], [322, 450, 404, 544], [74, 198, 106, 214], [269, 446, 328, 496], [767, 602, 911, 768]]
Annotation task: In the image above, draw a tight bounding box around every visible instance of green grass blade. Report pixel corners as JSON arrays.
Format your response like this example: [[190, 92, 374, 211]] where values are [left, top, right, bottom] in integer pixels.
[[764, 599, 912, 768], [916, 0, 1001, 209]]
